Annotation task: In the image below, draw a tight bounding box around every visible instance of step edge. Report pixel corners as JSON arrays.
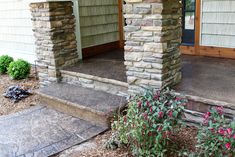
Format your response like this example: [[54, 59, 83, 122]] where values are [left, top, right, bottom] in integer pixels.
[[60, 70, 128, 88], [36, 91, 107, 116], [175, 92, 235, 110]]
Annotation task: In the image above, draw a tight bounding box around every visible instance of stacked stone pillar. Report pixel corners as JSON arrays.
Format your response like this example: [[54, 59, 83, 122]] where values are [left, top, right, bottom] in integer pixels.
[[124, 0, 182, 94], [30, 1, 79, 86]]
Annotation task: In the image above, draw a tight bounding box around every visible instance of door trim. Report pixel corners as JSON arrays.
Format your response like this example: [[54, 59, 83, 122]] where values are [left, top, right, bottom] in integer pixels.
[[118, 0, 124, 49], [194, 0, 201, 55], [73, 0, 83, 60]]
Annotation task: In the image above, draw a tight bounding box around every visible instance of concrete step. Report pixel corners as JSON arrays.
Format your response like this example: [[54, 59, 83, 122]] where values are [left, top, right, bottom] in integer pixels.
[[176, 93, 235, 125], [60, 69, 128, 97], [37, 83, 127, 127]]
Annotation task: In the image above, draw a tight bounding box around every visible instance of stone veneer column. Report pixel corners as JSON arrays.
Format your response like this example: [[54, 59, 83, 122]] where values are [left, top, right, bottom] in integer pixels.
[[30, 1, 79, 86], [124, 0, 182, 94]]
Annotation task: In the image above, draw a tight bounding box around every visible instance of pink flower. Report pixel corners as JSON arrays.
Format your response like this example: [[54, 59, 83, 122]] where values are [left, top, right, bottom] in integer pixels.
[[123, 116, 127, 123], [150, 106, 153, 112], [154, 93, 160, 100], [148, 132, 153, 137], [137, 101, 142, 108], [216, 106, 224, 115], [158, 111, 164, 118], [203, 112, 211, 120], [168, 111, 173, 117], [143, 113, 148, 120], [209, 128, 214, 132], [233, 134, 235, 139], [146, 101, 150, 107], [225, 143, 231, 150], [175, 97, 182, 101], [162, 131, 171, 139], [218, 128, 225, 135], [226, 128, 233, 135], [157, 126, 162, 132]]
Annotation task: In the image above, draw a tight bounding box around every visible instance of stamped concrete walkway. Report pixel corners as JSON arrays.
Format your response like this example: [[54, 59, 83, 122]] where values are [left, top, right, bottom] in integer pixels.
[[0, 106, 107, 157]]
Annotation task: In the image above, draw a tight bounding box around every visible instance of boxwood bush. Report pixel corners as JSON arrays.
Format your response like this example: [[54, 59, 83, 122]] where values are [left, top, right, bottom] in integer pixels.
[[0, 55, 14, 74], [8, 59, 31, 80]]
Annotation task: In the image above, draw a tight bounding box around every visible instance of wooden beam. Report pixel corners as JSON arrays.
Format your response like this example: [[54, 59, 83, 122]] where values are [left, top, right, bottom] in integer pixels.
[[194, 0, 201, 55], [118, 0, 124, 49], [82, 41, 120, 58], [199, 46, 235, 59], [180, 45, 196, 55]]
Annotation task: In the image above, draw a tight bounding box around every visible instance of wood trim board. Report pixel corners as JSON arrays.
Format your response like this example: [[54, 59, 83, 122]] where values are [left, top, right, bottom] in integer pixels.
[[194, 0, 201, 55], [82, 41, 120, 58], [181, 45, 235, 59], [118, 0, 124, 49]]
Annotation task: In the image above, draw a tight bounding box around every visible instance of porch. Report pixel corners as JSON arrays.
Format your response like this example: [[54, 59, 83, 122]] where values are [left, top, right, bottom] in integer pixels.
[[62, 49, 235, 106]]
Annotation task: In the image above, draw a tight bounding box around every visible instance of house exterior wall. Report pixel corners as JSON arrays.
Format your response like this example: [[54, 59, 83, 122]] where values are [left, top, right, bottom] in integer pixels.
[[201, 0, 235, 48], [78, 0, 119, 48], [0, 0, 36, 63]]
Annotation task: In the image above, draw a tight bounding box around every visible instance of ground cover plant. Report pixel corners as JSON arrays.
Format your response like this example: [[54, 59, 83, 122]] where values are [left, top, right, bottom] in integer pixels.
[[195, 106, 235, 157], [112, 88, 187, 157]]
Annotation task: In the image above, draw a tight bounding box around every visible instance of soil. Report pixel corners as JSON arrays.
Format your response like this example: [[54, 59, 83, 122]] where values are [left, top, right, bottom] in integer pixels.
[[0, 72, 39, 116], [56, 127, 198, 157]]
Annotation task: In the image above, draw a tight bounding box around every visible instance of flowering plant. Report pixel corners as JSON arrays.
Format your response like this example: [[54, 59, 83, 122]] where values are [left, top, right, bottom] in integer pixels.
[[196, 106, 235, 157], [112, 88, 187, 156]]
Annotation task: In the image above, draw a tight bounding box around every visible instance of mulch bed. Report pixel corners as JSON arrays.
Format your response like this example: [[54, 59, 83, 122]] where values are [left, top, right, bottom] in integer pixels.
[[57, 127, 198, 157], [0, 72, 39, 116]]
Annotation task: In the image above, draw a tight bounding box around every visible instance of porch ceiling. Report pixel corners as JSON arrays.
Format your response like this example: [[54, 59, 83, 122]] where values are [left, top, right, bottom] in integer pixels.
[[175, 55, 235, 105]]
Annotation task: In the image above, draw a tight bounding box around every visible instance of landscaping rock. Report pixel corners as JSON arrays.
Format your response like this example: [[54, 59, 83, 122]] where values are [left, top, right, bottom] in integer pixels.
[[3, 85, 32, 103]]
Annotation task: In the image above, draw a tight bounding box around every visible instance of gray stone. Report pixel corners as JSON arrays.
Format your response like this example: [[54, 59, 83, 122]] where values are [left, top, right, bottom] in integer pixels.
[[124, 0, 182, 94], [30, 1, 79, 86]]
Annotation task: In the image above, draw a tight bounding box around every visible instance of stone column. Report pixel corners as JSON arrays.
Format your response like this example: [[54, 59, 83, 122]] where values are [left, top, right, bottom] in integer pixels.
[[30, 1, 79, 86], [123, 0, 182, 94]]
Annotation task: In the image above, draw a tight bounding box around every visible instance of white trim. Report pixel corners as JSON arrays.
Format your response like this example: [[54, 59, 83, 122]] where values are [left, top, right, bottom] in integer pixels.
[[199, 0, 203, 46], [73, 0, 83, 60]]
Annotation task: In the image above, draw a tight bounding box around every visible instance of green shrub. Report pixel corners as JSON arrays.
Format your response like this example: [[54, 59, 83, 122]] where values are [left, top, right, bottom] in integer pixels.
[[195, 106, 235, 157], [8, 59, 31, 80], [0, 55, 14, 74], [112, 88, 187, 157]]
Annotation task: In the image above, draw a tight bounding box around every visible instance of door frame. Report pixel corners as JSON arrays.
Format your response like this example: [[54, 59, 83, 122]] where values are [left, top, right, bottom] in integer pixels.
[[181, 0, 201, 55], [73, 0, 83, 60], [118, 0, 125, 49], [181, 0, 235, 59]]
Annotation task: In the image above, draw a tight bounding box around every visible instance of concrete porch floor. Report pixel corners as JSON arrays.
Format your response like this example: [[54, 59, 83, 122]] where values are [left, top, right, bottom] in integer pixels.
[[175, 55, 235, 105], [65, 50, 235, 105], [63, 49, 127, 82]]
